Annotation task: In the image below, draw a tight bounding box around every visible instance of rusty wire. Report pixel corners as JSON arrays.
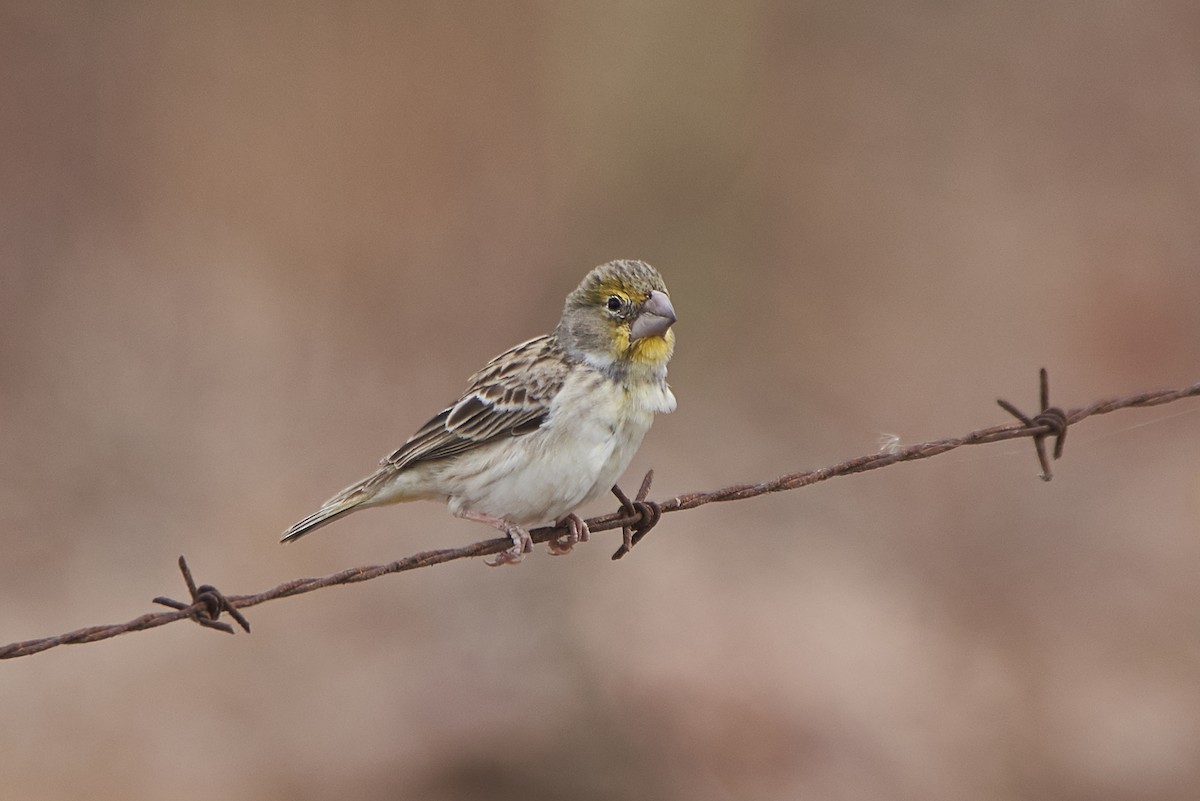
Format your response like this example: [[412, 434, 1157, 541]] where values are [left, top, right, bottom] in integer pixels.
[[3, 372, 1199, 660], [997, 367, 1068, 480]]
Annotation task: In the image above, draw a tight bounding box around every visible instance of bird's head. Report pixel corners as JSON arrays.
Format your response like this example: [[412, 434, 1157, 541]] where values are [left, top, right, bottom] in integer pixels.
[[557, 259, 676, 375]]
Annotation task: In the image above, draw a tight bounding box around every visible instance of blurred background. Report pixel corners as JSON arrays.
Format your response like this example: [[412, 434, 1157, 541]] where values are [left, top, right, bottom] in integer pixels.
[[3, 2, 1200, 799]]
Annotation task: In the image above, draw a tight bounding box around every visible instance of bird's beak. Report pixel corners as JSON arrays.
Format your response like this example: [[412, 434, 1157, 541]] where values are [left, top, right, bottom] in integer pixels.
[[629, 290, 677, 341]]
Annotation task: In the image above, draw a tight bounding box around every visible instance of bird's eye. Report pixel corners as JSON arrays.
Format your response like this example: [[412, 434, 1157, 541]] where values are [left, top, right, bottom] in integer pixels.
[[606, 295, 623, 312]]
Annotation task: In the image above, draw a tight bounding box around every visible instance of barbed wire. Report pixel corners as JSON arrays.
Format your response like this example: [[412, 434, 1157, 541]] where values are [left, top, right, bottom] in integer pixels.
[[3, 371, 1198, 661]]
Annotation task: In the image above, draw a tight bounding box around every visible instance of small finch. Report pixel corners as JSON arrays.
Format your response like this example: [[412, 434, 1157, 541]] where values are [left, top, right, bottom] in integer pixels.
[[282, 259, 677, 565]]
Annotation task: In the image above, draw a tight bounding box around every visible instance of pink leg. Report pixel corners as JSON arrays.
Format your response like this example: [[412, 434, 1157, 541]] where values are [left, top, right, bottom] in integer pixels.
[[456, 510, 532, 566], [547, 513, 590, 556]]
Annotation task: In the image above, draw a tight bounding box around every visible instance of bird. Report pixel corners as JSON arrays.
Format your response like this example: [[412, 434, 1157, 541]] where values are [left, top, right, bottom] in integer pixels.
[[281, 259, 677, 565]]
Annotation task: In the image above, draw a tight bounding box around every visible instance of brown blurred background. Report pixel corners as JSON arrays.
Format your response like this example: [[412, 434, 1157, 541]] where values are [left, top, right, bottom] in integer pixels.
[[3, 2, 1200, 799]]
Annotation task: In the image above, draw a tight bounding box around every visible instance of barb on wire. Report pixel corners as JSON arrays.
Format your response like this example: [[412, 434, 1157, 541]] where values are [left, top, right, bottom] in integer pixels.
[[3, 372, 1200, 661], [152, 556, 250, 635], [997, 368, 1068, 480], [611, 469, 662, 560]]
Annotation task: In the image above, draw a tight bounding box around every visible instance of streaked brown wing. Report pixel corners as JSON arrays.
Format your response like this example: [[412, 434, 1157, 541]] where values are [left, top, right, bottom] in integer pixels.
[[381, 335, 570, 470]]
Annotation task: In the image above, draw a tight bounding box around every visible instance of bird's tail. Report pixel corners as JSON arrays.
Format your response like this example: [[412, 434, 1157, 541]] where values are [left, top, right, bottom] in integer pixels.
[[280, 499, 361, 543], [281, 474, 384, 543]]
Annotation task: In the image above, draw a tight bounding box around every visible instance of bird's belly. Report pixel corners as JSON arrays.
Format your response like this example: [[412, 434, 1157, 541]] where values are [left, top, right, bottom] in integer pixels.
[[443, 383, 659, 526]]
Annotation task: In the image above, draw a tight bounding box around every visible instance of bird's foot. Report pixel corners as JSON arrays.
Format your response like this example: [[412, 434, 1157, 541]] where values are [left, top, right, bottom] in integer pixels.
[[547, 513, 589, 555], [457, 509, 533, 566], [485, 522, 533, 567]]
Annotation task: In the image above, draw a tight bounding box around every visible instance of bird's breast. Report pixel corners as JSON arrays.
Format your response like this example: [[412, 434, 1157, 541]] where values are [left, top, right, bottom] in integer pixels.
[[440, 368, 673, 526]]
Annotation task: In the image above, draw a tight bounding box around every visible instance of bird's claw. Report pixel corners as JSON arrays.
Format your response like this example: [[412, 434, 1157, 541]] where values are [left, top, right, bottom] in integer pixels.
[[546, 513, 589, 555], [485, 524, 533, 567]]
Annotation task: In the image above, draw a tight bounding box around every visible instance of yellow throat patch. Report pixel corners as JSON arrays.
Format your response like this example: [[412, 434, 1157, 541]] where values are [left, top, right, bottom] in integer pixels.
[[621, 327, 675, 367]]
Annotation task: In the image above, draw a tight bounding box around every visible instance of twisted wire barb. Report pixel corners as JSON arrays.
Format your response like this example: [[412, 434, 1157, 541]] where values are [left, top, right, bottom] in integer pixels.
[[997, 367, 1068, 480], [3, 376, 1199, 660]]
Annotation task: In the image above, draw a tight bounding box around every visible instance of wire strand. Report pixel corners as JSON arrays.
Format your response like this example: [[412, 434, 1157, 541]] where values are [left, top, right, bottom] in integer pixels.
[[3, 376, 1198, 660]]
